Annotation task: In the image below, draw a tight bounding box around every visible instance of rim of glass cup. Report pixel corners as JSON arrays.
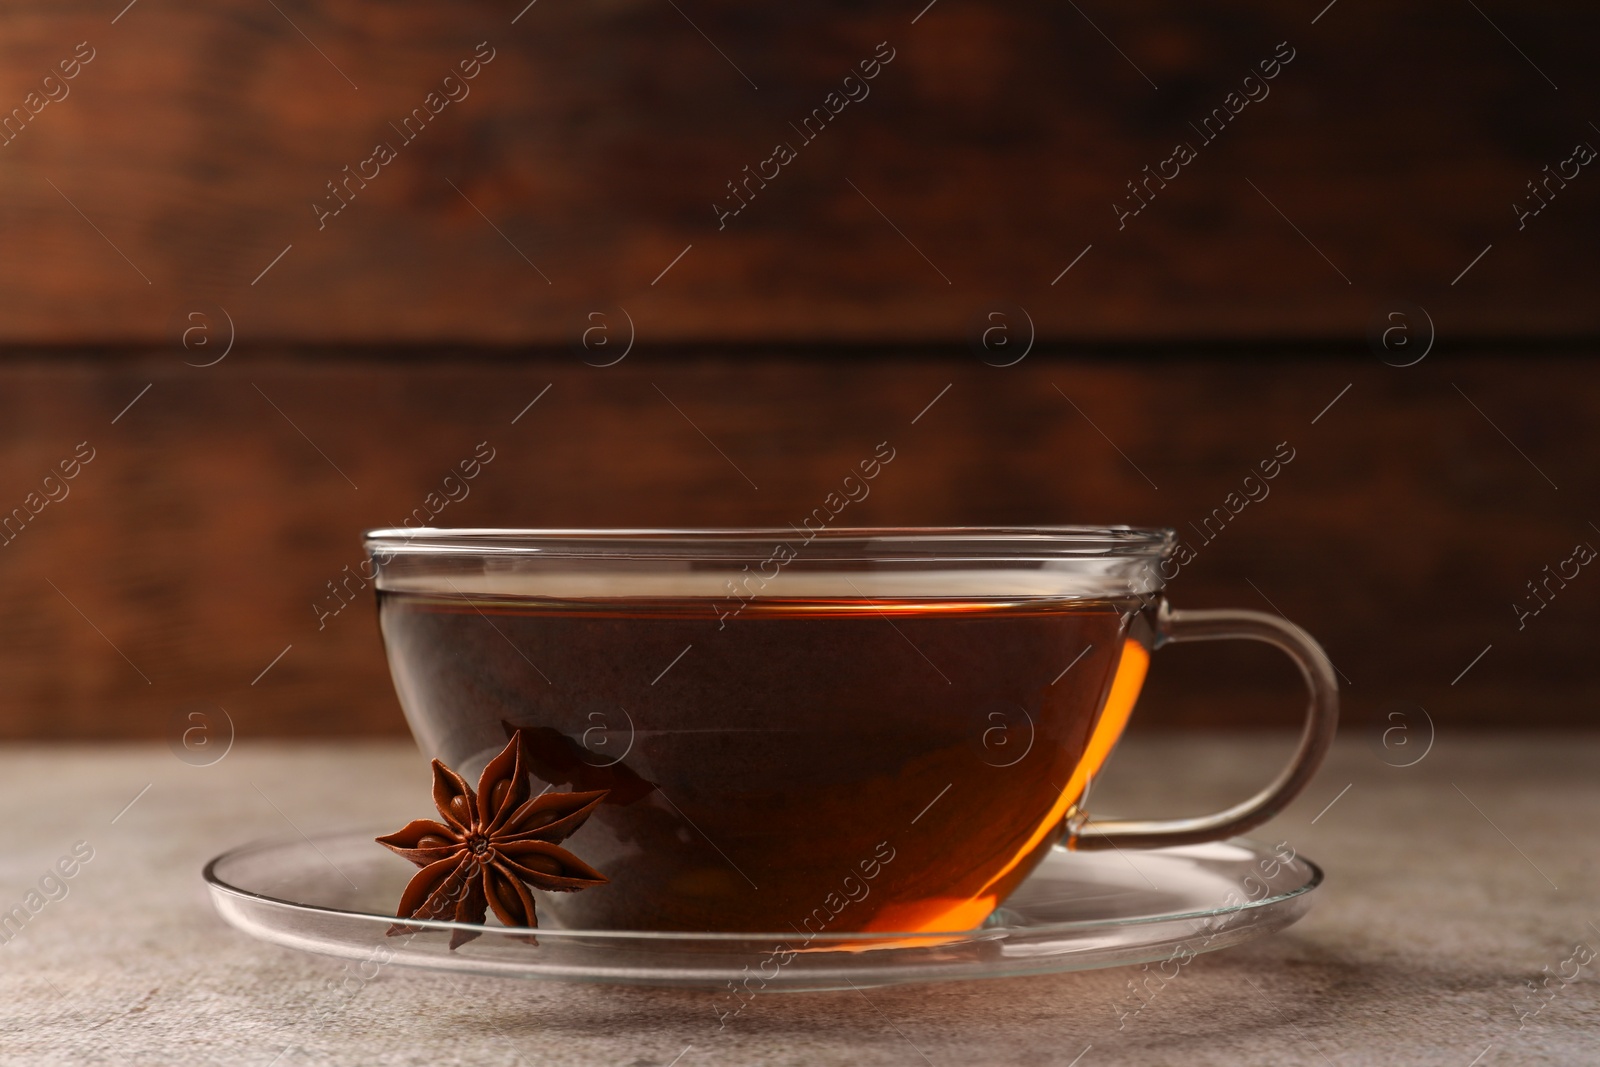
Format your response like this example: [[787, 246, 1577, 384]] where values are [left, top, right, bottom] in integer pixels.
[[363, 525, 1179, 561]]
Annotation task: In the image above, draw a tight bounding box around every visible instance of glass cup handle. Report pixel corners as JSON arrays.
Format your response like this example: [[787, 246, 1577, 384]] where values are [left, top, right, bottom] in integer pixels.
[[1070, 605, 1340, 851]]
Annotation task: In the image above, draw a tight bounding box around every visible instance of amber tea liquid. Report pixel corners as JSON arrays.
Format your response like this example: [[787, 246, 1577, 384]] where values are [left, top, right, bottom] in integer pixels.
[[378, 591, 1150, 933]]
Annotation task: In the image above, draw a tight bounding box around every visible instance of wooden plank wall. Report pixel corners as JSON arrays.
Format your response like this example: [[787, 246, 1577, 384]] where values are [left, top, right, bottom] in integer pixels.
[[0, 3, 1596, 736], [0, 352, 1592, 739], [0, 1, 1595, 342]]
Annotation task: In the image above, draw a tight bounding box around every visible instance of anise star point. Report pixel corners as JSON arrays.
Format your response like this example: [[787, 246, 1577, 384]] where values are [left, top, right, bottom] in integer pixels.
[[377, 729, 608, 949]]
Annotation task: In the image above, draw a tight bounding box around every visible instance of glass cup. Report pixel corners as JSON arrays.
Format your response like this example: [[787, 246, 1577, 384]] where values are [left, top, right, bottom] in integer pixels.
[[365, 526, 1337, 934]]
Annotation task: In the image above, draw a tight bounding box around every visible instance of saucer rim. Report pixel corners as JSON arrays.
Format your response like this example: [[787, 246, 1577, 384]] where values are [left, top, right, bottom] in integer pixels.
[[203, 826, 1323, 944]]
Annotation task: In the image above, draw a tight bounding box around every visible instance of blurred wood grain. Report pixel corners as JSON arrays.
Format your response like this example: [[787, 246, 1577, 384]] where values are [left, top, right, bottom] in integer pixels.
[[0, 351, 1592, 738], [2, 3, 1594, 737], [0, 1, 1596, 342]]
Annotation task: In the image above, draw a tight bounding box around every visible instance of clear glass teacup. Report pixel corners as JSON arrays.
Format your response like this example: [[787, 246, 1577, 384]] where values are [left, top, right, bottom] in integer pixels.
[[365, 526, 1337, 933]]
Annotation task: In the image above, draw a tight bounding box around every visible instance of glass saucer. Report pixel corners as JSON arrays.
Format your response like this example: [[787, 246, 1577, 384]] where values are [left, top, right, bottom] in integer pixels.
[[204, 828, 1320, 990]]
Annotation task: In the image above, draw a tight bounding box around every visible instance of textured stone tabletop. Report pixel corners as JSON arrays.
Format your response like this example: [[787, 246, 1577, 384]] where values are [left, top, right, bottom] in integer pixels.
[[1, 735, 1596, 1066]]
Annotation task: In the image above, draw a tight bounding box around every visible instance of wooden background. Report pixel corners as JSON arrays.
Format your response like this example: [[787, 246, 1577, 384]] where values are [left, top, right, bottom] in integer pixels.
[[1, 0, 1597, 341], [1, 351, 1592, 741], [0, 1, 1596, 738]]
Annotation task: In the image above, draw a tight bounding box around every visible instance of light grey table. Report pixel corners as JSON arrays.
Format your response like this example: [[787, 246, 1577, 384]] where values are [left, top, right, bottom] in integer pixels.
[[2, 735, 1596, 1066]]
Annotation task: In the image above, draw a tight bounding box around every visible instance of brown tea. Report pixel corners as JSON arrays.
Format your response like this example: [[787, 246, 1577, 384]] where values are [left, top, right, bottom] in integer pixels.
[[377, 590, 1149, 933]]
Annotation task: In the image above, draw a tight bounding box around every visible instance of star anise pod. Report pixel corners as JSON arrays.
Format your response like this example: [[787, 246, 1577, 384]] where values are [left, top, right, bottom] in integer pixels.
[[376, 730, 608, 949]]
